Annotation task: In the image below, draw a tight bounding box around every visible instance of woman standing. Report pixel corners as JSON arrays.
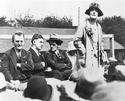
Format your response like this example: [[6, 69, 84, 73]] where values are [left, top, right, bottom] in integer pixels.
[[74, 2, 104, 72]]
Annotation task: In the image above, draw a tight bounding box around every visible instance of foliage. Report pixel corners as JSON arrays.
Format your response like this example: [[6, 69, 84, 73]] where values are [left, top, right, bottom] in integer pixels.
[[15, 14, 35, 27], [15, 15, 73, 28], [41, 16, 72, 28], [0, 14, 73, 28], [0, 16, 9, 26], [99, 16, 125, 46]]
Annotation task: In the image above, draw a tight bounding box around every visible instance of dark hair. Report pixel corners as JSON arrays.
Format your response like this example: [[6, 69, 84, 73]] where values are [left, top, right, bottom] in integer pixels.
[[12, 31, 24, 43], [31, 34, 44, 44]]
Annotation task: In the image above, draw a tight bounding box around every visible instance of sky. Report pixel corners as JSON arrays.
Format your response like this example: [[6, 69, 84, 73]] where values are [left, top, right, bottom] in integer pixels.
[[0, 0, 125, 25]]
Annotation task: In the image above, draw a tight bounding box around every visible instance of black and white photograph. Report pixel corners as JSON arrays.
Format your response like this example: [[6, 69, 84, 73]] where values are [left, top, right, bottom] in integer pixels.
[[0, 0, 125, 101]]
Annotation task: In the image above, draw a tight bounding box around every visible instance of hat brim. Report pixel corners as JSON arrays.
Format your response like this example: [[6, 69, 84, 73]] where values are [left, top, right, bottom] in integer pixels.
[[47, 38, 63, 45], [85, 7, 103, 17]]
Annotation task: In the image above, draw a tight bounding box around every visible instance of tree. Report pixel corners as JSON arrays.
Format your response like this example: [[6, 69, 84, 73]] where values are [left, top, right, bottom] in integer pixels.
[[42, 16, 59, 27], [15, 14, 35, 27], [0, 16, 9, 26], [14, 15, 73, 28], [0, 14, 73, 28], [99, 16, 125, 46], [42, 16, 73, 28], [59, 17, 72, 28]]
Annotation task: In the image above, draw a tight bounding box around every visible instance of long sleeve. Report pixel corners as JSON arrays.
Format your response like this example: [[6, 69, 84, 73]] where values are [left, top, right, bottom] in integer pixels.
[[20, 51, 34, 71], [1, 53, 13, 81], [74, 20, 87, 48], [29, 48, 45, 71], [62, 51, 72, 69], [33, 62, 44, 70], [45, 50, 72, 71], [45, 53, 66, 70]]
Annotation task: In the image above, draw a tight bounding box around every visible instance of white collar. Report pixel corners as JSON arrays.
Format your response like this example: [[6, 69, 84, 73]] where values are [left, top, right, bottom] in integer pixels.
[[55, 50, 59, 55], [31, 46, 40, 56], [14, 48, 22, 57]]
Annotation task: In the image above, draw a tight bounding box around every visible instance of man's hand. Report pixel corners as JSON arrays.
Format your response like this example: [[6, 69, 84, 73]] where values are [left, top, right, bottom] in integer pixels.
[[9, 80, 20, 91], [45, 67, 52, 71]]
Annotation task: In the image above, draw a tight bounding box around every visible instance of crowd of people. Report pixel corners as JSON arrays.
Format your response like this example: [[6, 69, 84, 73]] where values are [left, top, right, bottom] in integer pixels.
[[0, 2, 125, 101]]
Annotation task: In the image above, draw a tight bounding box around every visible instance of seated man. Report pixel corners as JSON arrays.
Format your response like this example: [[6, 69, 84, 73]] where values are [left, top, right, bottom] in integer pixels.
[[0, 72, 40, 101], [29, 34, 46, 76], [29, 34, 62, 80], [0, 30, 34, 84], [45, 33, 72, 80]]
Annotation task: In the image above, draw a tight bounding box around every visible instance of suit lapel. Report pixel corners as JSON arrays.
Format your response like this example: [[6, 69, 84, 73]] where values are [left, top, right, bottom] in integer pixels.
[[10, 48, 17, 70], [29, 48, 40, 61], [57, 50, 62, 59], [49, 50, 57, 60], [21, 49, 27, 60]]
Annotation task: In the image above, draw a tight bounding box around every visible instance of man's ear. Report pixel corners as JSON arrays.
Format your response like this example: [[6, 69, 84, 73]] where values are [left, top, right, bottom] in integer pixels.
[[32, 40, 36, 45]]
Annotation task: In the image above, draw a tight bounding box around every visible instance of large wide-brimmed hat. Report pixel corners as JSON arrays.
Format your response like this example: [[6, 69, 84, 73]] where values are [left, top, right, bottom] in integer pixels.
[[85, 2, 103, 17], [46, 33, 63, 45], [24, 76, 52, 101]]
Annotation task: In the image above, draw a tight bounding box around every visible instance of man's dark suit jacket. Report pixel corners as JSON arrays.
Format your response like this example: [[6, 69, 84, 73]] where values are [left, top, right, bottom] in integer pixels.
[[45, 49, 72, 71], [1, 47, 34, 82], [29, 48, 62, 80], [45, 49, 72, 80], [29, 48, 46, 75]]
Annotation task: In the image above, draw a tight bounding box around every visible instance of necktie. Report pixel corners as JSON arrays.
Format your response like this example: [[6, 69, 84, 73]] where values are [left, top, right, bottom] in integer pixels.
[[57, 52, 61, 59], [17, 53, 21, 63]]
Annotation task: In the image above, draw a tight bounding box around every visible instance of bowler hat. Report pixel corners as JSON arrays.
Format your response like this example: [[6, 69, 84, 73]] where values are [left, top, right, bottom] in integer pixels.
[[24, 76, 52, 101], [47, 33, 63, 45], [85, 2, 103, 17]]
